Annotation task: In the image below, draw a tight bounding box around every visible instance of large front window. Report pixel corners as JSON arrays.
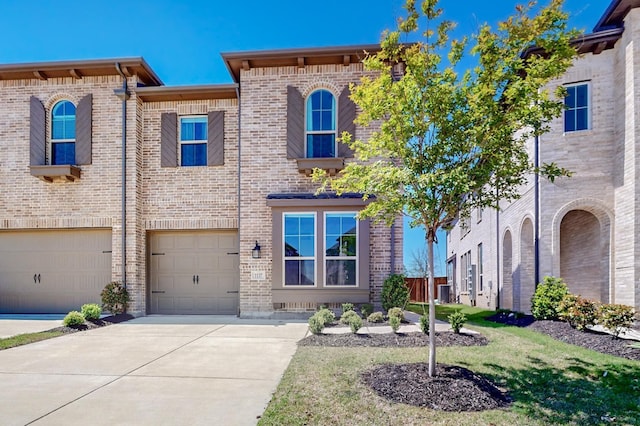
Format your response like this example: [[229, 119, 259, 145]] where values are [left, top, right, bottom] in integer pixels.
[[284, 213, 316, 286], [564, 83, 589, 132], [51, 100, 76, 165], [325, 213, 357, 286], [180, 116, 207, 166], [305, 89, 336, 158]]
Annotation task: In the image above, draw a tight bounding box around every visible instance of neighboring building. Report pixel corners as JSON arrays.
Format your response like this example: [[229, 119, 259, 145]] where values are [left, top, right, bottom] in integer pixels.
[[0, 45, 403, 317], [447, 0, 640, 314]]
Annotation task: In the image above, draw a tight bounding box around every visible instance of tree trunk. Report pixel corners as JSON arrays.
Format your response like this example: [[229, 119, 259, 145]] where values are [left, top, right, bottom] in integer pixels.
[[427, 228, 436, 377]]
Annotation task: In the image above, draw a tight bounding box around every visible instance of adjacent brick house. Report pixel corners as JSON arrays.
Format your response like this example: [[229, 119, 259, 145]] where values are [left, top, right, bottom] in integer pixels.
[[447, 0, 640, 314], [0, 46, 403, 317]]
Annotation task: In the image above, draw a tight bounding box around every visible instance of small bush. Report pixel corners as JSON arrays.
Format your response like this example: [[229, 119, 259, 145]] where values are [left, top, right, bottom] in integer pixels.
[[448, 310, 467, 334], [387, 307, 404, 322], [308, 315, 325, 335], [389, 315, 401, 333], [531, 276, 569, 320], [63, 311, 85, 327], [560, 295, 599, 331], [367, 311, 384, 323], [340, 310, 361, 325], [81, 303, 102, 321], [101, 281, 130, 315], [381, 273, 409, 311], [599, 303, 636, 338], [349, 315, 363, 334], [316, 308, 336, 325], [341, 303, 354, 313], [419, 315, 429, 334], [359, 303, 373, 318]]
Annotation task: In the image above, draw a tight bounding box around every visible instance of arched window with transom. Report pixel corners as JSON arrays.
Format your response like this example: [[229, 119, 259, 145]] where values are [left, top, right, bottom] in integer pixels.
[[305, 89, 336, 158], [51, 100, 76, 165]]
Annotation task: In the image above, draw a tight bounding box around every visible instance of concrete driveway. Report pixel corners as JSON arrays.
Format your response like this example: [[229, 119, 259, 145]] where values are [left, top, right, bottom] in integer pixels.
[[0, 315, 309, 426]]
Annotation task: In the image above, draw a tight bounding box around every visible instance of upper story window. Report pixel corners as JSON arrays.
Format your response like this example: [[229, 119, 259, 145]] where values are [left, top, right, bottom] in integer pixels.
[[284, 213, 316, 286], [180, 116, 207, 166], [325, 212, 358, 286], [564, 83, 589, 133], [305, 89, 336, 158], [51, 100, 76, 165]]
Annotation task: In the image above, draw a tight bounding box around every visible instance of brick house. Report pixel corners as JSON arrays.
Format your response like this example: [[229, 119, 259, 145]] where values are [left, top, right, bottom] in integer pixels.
[[446, 0, 640, 314], [0, 46, 403, 317]]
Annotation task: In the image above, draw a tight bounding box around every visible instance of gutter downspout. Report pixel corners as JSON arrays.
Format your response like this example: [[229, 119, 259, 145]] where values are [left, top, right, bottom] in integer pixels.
[[235, 85, 241, 316], [534, 135, 540, 288], [114, 63, 130, 288]]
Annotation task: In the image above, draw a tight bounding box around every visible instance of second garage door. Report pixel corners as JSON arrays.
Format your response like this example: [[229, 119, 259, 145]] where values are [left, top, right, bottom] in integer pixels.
[[149, 231, 240, 315]]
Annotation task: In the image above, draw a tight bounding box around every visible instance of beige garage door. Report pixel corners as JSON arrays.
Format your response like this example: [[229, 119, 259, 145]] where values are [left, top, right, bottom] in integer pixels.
[[0, 229, 112, 314], [149, 231, 239, 315]]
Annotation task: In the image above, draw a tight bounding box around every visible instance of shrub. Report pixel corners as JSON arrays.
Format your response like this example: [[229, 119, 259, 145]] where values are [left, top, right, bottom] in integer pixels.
[[599, 303, 636, 338], [81, 303, 102, 321], [389, 315, 401, 333], [63, 311, 85, 327], [101, 281, 130, 315], [531, 276, 569, 320], [308, 315, 325, 335], [367, 311, 384, 323], [341, 303, 354, 313], [419, 315, 429, 334], [387, 307, 404, 322], [339, 310, 361, 325], [560, 295, 599, 331], [349, 315, 363, 334], [316, 308, 336, 325], [381, 273, 409, 311], [359, 303, 374, 318], [448, 310, 467, 334]]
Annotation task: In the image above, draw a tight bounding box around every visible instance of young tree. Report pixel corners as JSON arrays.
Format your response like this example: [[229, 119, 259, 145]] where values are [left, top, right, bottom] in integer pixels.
[[314, 0, 577, 376]]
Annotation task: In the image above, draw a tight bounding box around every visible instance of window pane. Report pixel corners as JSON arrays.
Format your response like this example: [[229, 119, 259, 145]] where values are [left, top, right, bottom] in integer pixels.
[[284, 213, 315, 258], [326, 260, 356, 286], [564, 110, 575, 132], [284, 216, 299, 236], [181, 117, 207, 141], [576, 84, 588, 107], [307, 134, 335, 158], [285, 260, 315, 285], [325, 236, 340, 256], [299, 236, 314, 257], [181, 143, 207, 166], [299, 216, 315, 235], [52, 142, 75, 165], [311, 92, 321, 109], [576, 108, 588, 131], [311, 111, 321, 131], [321, 111, 334, 130], [284, 236, 300, 257], [564, 86, 576, 108]]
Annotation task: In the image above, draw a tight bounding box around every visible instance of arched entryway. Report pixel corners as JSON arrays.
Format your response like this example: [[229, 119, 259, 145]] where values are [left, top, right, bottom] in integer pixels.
[[501, 230, 513, 310], [560, 209, 609, 302], [519, 218, 535, 313]]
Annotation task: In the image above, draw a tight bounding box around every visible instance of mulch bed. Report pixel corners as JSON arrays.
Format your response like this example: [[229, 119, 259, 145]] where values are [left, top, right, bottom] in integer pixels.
[[299, 330, 488, 348], [48, 313, 134, 334]]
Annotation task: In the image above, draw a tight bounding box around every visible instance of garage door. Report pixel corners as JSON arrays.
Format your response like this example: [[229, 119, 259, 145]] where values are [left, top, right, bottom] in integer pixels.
[[0, 229, 112, 314], [149, 231, 239, 314]]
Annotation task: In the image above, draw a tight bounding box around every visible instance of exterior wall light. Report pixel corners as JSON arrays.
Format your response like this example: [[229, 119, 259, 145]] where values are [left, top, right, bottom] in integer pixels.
[[252, 241, 261, 259]]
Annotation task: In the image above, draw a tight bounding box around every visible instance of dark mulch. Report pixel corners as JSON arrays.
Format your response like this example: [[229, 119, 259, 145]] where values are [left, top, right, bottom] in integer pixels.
[[48, 313, 134, 334], [299, 330, 488, 348], [362, 363, 511, 412]]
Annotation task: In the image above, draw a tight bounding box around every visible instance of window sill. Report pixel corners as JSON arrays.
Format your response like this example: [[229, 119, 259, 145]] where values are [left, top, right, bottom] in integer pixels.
[[296, 157, 344, 176], [30, 165, 81, 182]]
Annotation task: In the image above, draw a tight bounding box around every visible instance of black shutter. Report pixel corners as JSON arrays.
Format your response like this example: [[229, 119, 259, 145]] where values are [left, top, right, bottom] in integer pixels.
[[75, 94, 92, 165], [207, 111, 224, 166], [161, 113, 177, 167], [286, 85, 305, 159], [337, 85, 356, 158], [30, 96, 46, 166]]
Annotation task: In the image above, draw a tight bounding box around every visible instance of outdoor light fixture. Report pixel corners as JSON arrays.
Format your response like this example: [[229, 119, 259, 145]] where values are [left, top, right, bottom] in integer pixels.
[[252, 241, 261, 259]]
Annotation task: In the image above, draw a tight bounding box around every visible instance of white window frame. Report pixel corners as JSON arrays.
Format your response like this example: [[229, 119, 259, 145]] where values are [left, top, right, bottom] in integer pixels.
[[564, 82, 591, 133], [179, 115, 208, 166], [283, 212, 317, 287], [477, 243, 483, 293], [50, 99, 76, 165], [304, 89, 338, 158], [323, 211, 358, 287]]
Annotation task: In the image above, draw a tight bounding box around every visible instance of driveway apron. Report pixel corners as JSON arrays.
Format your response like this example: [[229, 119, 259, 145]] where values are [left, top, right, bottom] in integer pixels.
[[0, 316, 309, 426]]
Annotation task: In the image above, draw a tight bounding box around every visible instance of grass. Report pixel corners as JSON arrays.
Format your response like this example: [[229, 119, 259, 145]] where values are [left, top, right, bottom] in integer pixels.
[[0, 331, 65, 350], [259, 305, 640, 426]]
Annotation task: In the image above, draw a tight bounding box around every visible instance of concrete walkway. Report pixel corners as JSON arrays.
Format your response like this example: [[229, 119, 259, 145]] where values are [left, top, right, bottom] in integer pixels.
[[0, 315, 65, 339], [0, 315, 309, 426]]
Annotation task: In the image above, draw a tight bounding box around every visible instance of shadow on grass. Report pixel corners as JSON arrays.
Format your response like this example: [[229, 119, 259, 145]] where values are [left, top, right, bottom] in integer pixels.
[[483, 356, 640, 425], [407, 303, 511, 329]]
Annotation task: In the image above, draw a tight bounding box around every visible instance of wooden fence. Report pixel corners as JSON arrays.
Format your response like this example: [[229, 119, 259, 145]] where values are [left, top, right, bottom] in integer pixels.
[[406, 277, 448, 303]]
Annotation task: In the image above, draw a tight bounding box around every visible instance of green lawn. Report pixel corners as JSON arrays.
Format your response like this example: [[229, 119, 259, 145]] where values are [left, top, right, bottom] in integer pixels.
[[259, 306, 640, 426], [0, 331, 65, 350]]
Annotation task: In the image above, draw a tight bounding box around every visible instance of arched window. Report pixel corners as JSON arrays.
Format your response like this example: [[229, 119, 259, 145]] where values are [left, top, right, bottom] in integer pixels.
[[51, 100, 76, 165], [305, 89, 336, 158]]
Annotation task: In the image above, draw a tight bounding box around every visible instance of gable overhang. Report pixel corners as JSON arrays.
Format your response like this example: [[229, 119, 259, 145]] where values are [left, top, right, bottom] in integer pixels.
[[221, 44, 381, 83], [0, 57, 163, 86], [594, 0, 640, 31], [135, 84, 238, 102]]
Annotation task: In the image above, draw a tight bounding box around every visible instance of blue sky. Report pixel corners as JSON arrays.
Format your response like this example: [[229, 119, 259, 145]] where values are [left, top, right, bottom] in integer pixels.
[[0, 0, 608, 275]]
